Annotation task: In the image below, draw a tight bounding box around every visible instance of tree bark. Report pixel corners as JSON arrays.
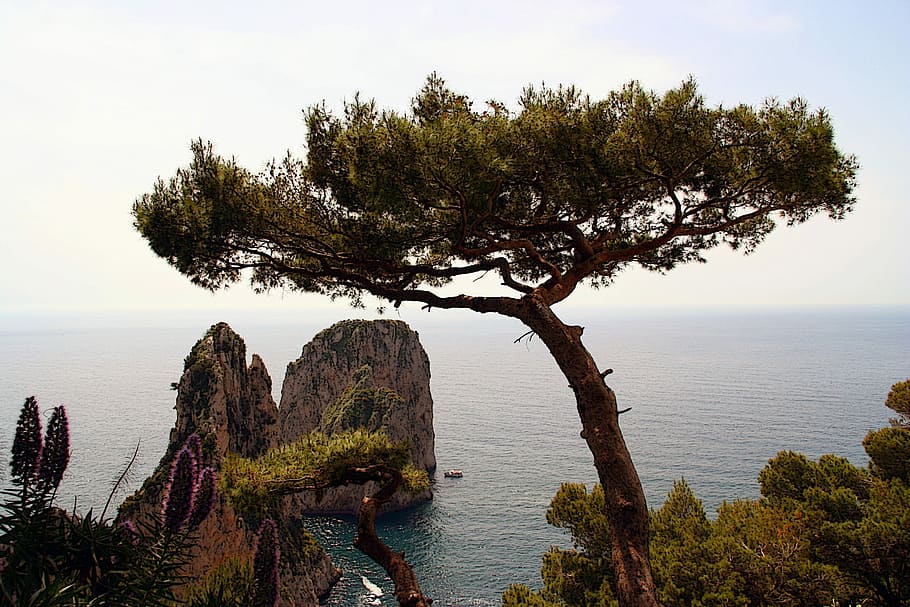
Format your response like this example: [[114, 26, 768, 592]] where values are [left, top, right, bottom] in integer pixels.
[[350, 466, 433, 607], [515, 294, 662, 607]]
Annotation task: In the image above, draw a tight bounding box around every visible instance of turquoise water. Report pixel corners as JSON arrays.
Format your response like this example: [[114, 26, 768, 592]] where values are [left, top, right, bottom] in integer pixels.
[[1, 306, 908, 606]]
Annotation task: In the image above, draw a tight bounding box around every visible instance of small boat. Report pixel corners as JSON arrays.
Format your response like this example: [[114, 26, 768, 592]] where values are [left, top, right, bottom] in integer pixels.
[[444, 469, 464, 478], [362, 575, 384, 597]]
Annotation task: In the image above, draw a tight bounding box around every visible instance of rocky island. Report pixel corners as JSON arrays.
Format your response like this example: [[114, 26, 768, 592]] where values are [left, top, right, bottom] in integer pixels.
[[280, 319, 436, 513], [120, 319, 436, 606]]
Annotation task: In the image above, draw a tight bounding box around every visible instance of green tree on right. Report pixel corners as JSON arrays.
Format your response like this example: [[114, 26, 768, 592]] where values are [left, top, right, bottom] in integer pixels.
[[504, 381, 910, 607], [885, 379, 910, 428]]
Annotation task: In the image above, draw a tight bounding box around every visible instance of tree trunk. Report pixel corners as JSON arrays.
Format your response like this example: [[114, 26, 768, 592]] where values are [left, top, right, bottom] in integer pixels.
[[350, 466, 432, 607], [516, 295, 662, 607]]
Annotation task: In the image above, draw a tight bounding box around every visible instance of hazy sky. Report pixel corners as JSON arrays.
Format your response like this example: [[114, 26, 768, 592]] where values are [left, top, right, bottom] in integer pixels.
[[2, 0, 908, 313]]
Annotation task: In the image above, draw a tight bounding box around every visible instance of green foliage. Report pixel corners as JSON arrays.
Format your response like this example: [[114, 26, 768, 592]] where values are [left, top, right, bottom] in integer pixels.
[[546, 483, 611, 557], [134, 76, 856, 308], [220, 429, 428, 515], [539, 547, 617, 607], [319, 365, 400, 434], [864, 427, 910, 482], [711, 499, 842, 607], [531, 483, 616, 606], [757, 442, 910, 606], [885, 379, 910, 427], [184, 556, 255, 607], [513, 430, 910, 607], [400, 465, 431, 494], [814, 479, 910, 607], [502, 584, 561, 607], [758, 450, 818, 502], [650, 480, 734, 607]]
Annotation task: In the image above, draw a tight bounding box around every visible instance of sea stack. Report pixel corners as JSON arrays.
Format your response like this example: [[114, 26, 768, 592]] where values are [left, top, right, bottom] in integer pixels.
[[279, 319, 437, 513], [119, 323, 339, 607]]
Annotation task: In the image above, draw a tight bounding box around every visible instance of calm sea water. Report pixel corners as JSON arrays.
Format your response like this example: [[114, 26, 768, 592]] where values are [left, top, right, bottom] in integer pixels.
[[1, 306, 908, 606]]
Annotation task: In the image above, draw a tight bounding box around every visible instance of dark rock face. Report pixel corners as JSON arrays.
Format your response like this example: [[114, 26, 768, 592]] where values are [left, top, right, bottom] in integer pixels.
[[280, 319, 437, 472], [120, 323, 339, 607], [170, 322, 280, 461]]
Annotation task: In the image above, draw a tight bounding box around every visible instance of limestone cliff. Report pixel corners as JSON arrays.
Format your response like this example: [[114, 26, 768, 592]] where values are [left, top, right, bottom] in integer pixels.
[[169, 322, 280, 460], [279, 319, 436, 514], [120, 323, 339, 607], [281, 319, 436, 471]]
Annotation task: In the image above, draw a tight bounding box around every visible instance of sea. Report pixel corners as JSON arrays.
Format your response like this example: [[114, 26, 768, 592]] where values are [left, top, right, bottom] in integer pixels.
[[1, 305, 908, 606]]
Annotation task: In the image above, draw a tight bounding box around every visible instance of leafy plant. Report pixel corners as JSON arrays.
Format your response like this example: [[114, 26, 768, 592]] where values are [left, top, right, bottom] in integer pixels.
[[220, 428, 428, 515], [0, 398, 226, 606]]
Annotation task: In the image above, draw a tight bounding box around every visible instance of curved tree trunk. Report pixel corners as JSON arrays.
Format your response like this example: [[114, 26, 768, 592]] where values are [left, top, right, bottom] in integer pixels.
[[350, 466, 432, 607], [515, 295, 662, 607], [274, 465, 432, 606]]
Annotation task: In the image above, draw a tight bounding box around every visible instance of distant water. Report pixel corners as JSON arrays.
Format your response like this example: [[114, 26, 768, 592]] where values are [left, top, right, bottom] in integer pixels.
[[1, 306, 908, 606]]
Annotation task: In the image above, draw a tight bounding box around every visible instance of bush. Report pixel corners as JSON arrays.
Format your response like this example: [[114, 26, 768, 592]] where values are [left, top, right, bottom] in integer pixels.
[[0, 397, 243, 606]]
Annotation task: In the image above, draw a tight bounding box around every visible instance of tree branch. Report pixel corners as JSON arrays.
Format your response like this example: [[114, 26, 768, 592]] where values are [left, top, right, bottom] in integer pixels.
[[455, 239, 562, 282]]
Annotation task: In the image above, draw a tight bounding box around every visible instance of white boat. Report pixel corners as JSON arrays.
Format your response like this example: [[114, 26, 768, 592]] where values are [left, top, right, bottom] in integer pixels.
[[362, 575, 384, 597], [444, 469, 463, 478]]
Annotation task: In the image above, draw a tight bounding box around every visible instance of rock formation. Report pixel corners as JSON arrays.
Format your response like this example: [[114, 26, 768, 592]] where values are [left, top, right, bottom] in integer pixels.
[[168, 322, 280, 460], [121, 319, 437, 604], [119, 323, 339, 607], [279, 319, 436, 513], [281, 319, 436, 471]]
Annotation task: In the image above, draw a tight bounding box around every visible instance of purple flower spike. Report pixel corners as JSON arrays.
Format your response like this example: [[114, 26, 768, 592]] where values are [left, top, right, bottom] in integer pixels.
[[253, 518, 280, 607], [161, 445, 198, 533], [185, 433, 203, 468], [38, 405, 70, 492], [11, 396, 43, 485], [119, 518, 139, 544], [187, 466, 216, 528]]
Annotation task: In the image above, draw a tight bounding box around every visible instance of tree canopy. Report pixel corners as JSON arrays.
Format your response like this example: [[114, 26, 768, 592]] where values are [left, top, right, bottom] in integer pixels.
[[886, 379, 910, 427], [133, 75, 856, 311]]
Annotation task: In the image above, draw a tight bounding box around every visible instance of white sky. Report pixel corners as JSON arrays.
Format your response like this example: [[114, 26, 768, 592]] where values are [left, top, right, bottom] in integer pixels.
[[1, 0, 908, 313]]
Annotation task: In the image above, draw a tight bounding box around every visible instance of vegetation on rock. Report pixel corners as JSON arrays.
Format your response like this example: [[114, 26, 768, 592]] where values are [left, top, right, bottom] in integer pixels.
[[885, 379, 910, 428], [319, 366, 400, 435], [221, 429, 428, 516]]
